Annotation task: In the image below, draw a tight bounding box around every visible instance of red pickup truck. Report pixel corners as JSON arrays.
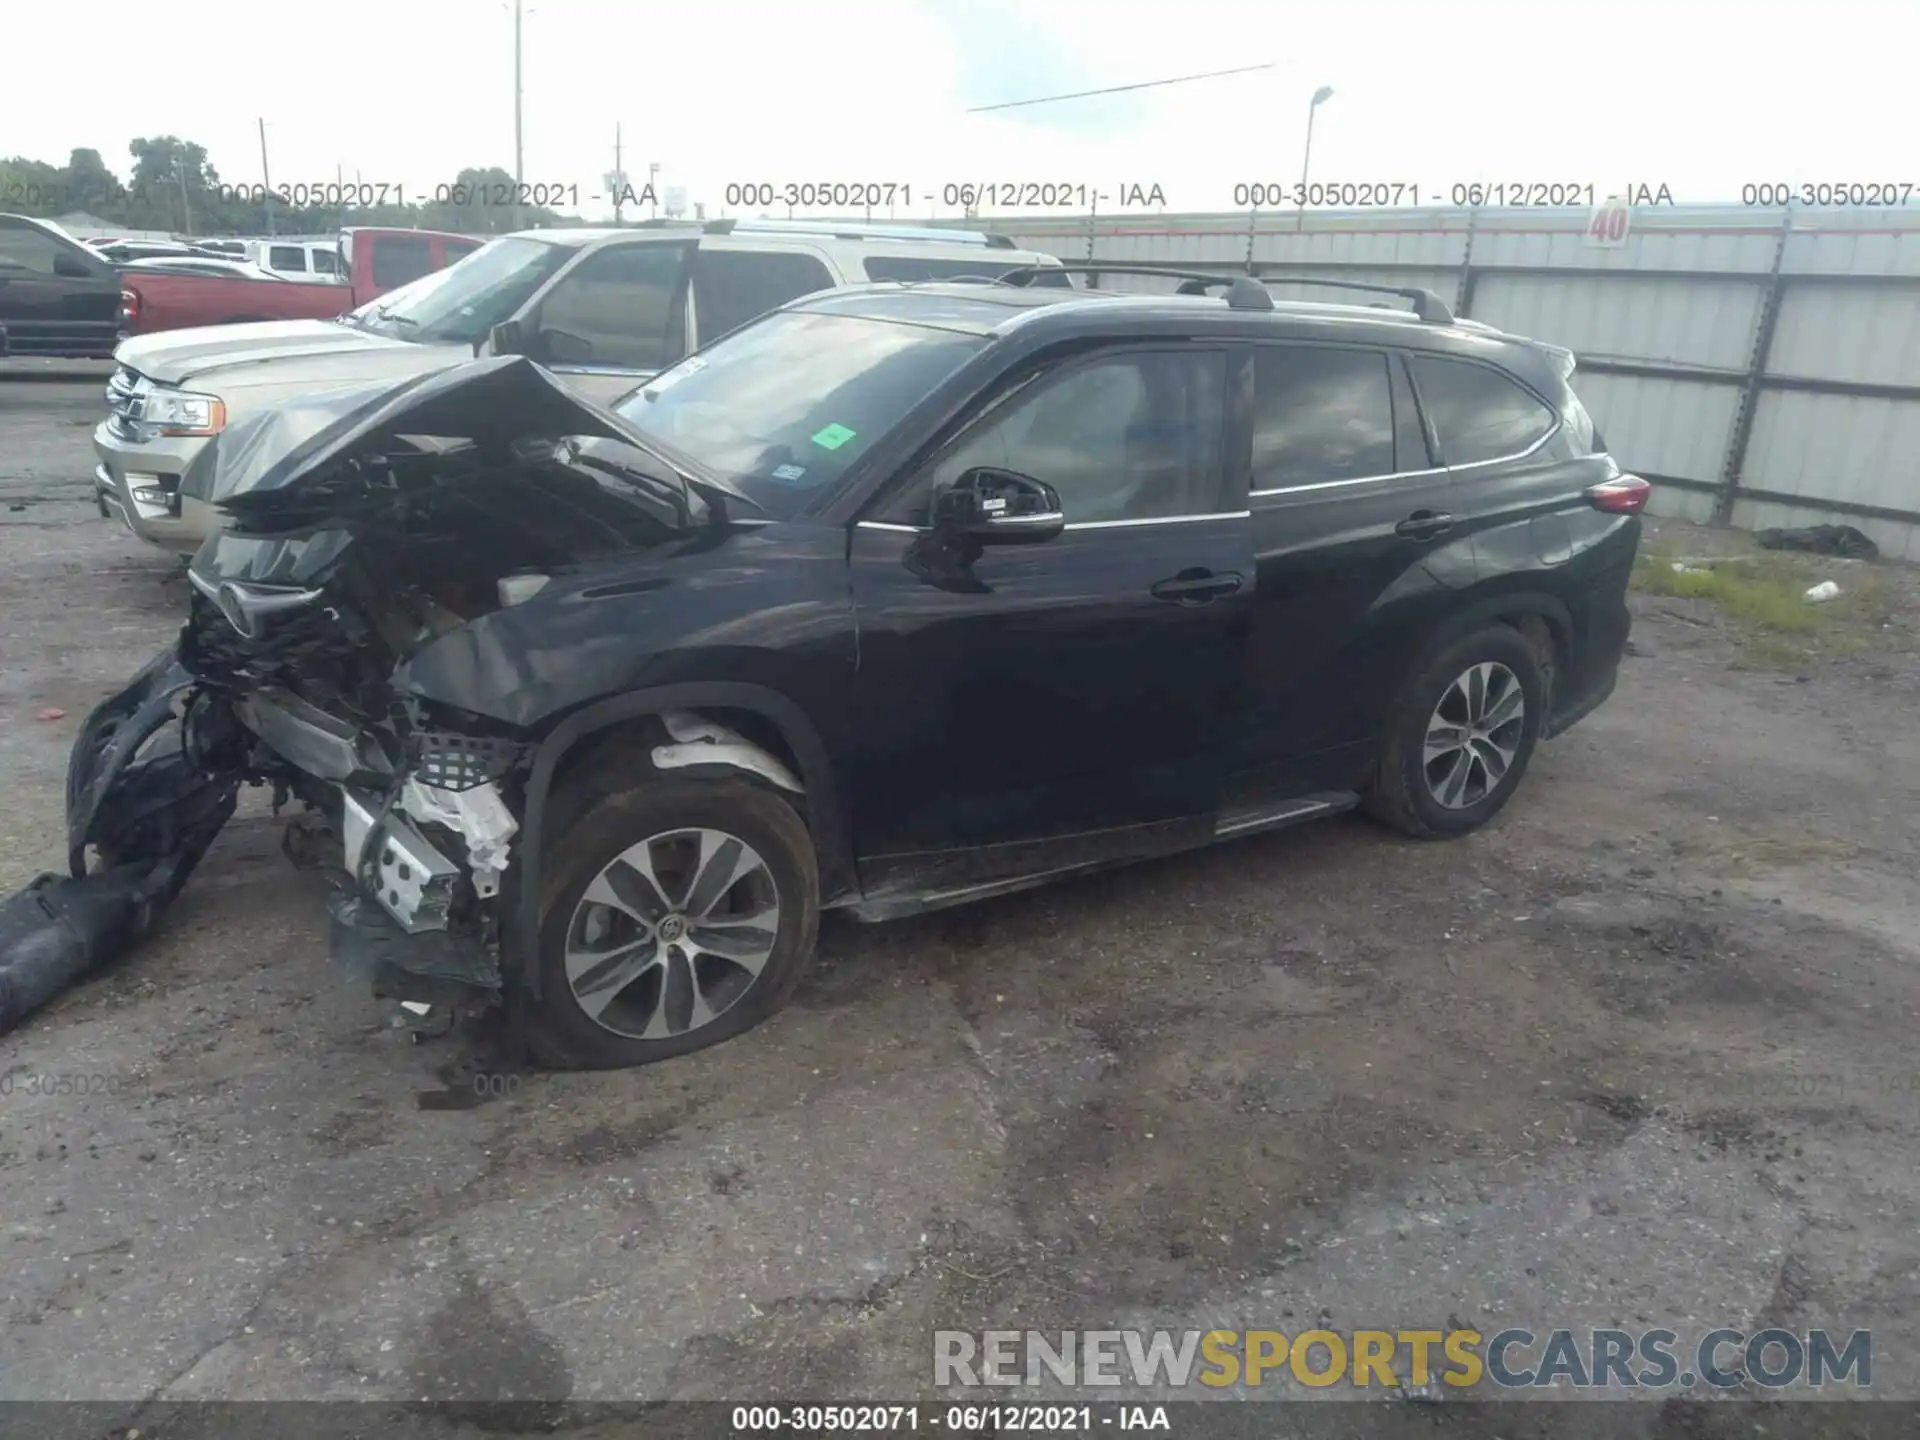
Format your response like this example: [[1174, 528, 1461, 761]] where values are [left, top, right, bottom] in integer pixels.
[[119, 227, 481, 336]]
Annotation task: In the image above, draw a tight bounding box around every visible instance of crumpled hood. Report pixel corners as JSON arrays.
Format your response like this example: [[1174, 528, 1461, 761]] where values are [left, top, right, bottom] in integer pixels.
[[115, 318, 465, 388], [178, 354, 750, 517]]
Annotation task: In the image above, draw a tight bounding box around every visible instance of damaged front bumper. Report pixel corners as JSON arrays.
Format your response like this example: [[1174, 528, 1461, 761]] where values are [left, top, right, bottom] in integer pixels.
[[0, 644, 242, 1033]]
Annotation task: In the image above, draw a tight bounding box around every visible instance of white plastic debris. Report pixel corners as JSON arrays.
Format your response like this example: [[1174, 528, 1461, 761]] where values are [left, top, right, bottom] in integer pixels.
[[1804, 581, 1840, 602], [1671, 562, 1711, 575]]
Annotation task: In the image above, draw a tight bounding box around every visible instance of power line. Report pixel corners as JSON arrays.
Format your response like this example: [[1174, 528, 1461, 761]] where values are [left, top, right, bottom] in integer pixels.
[[964, 62, 1275, 113]]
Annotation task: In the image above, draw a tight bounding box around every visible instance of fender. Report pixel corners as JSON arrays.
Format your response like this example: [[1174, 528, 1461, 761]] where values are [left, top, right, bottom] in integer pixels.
[[511, 681, 853, 1000], [1411, 584, 1578, 724]]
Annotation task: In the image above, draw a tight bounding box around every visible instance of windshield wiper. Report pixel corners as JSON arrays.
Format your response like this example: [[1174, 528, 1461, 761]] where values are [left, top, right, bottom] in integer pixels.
[[372, 307, 419, 330]]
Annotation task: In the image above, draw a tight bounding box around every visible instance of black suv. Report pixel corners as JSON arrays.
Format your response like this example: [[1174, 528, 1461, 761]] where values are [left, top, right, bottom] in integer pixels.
[[0, 214, 122, 358], [67, 270, 1644, 1069]]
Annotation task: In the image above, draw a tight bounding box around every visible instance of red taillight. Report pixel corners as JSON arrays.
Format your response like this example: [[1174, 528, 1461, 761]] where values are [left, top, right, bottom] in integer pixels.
[[1587, 474, 1650, 514], [120, 287, 139, 320]]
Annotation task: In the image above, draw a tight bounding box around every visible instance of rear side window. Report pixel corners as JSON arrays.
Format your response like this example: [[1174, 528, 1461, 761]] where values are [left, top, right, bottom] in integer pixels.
[[372, 235, 437, 289], [1251, 345, 1396, 488], [863, 256, 1070, 286], [693, 249, 834, 342], [269, 245, 307, 271], [1410, 354, 1558, 466]]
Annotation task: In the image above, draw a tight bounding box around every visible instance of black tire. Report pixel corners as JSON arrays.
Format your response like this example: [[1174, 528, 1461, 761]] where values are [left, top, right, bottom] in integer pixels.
[[1364, 625, 1545, 840], [526, 776, 819, 1070]]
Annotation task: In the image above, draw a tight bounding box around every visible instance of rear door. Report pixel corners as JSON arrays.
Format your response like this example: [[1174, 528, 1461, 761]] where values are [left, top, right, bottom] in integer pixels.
[[849, 342, 1255, 895], [0, 218, 119, 358], [1403, 350, 1576, 578], [1236, 342, 1475, 794]]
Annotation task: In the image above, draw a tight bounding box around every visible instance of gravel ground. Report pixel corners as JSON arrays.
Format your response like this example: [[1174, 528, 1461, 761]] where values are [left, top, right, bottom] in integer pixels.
[[2, 379, 1917, 1435]]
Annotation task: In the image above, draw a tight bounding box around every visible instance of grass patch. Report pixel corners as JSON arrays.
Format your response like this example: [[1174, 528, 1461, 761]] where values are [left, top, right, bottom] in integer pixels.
[[1633, 541, 1912, 668]]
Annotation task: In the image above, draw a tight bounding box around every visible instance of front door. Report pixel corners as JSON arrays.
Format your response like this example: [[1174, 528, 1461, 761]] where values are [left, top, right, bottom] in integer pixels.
[[848, 344, 1255, 896]]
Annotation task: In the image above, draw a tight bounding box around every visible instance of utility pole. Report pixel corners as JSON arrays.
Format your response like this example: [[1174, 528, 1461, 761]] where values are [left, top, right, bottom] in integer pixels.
[[174, 150, 193, 236], [610, 124, 625, 224], [258, 118, 276, 235], [649, 161, 660, 219], [513, 0, 524, 230]]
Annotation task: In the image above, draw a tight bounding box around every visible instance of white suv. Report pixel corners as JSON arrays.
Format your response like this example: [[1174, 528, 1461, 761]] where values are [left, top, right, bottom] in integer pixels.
[[95, 219, 1068, 554]]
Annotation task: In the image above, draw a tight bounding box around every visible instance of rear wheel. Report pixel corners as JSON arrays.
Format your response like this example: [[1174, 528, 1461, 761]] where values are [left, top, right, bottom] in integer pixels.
[[527, 776, 819, 1070], [1364, 625, 1544, 839]]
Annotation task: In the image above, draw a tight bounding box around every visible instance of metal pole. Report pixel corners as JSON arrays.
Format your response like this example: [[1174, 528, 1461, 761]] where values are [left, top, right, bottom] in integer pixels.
[[1716, 202, 1795, 524], [175, 153, 193, 237], [258, 118, 276, 235], [513, 0, 524, 230], [613, 124, 623, 224]]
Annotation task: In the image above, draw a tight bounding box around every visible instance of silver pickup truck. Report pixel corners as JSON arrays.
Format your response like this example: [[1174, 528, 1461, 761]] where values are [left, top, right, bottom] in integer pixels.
[[92, 219, 1066, 554]]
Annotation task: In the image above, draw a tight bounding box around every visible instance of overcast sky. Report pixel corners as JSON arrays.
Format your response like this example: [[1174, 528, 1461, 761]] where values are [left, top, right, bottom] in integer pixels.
[[5, 0, 1912, 220]]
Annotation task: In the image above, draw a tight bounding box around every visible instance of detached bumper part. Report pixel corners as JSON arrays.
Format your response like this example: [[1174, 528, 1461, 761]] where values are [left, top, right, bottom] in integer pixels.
[[0, 642, 244, 1034]]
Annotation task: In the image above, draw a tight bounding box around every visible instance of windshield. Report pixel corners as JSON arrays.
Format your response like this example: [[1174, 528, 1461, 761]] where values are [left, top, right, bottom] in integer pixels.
[[612, 310, 984, 515], [354, 236, 573, 345]]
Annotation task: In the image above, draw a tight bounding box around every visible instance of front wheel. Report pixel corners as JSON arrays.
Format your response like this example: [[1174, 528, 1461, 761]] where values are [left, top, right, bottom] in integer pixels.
[[1364, 626, 1545, 839], [527, 777, 820, 1070]]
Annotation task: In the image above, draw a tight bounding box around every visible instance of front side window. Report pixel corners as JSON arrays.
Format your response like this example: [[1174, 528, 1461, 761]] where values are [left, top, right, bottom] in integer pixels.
[[537, 243, 691, 370], [920, 349, 1228, 526], [1252, 345, 1396, 488], [692, 249, 834, 343], [1410, 354, 1558, 466], [0, 223, 65, 275], [311, 248, 340, 275]]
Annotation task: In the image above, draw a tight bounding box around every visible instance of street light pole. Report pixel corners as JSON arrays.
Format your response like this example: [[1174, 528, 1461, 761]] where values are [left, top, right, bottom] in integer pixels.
[[1296, 85, 1333, 233]]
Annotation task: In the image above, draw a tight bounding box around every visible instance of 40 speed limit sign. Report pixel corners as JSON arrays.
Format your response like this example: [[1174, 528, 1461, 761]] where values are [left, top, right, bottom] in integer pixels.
[[1585, 196, 1632, 247]]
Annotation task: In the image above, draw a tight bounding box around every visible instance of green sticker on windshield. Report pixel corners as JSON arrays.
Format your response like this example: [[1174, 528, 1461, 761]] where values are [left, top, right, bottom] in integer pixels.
[[811, 423, 857, 451]]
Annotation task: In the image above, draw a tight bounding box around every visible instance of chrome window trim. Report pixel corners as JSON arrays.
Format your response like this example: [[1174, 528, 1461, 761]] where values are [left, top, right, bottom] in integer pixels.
[[856, 510, 1249, 536], [1249, 422, 1559, 498]]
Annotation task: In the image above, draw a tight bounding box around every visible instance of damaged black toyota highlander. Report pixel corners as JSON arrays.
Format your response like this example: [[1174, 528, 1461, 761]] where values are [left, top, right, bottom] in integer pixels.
[[33, 274, 1645, 1068]]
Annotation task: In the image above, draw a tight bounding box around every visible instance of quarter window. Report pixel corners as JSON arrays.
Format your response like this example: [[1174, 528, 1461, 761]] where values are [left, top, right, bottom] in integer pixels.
[[925, 349, 1229, 525], [1251, 346, 1396, 488], [1410, 354, 1558, 465], [693, 249, 834, 343]]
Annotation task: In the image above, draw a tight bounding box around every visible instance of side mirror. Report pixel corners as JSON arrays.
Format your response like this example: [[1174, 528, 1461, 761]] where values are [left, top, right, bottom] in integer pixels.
[[932, 467, 1065, 545], [488, 319, 526, 356]]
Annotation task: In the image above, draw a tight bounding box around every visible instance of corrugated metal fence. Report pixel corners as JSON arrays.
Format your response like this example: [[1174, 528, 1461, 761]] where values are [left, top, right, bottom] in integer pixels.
[[959, 206, 1920, 561]]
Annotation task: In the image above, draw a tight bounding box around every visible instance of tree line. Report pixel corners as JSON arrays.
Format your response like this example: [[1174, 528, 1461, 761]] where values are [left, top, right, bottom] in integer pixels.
[[1, 137, 571, 237]]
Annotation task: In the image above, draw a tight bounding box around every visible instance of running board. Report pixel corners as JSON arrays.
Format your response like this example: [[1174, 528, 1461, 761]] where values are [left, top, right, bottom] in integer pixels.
[[1213, 791, 1359, 839], [843, 793, 1361, 923]]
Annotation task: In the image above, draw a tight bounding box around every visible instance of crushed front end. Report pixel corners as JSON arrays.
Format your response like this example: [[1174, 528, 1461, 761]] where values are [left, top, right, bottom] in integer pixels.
[[5, 356, 728, 1033]]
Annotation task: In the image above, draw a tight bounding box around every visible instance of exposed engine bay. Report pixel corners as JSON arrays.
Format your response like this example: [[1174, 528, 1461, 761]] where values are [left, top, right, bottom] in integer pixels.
[[0, 357, 762, 1037]]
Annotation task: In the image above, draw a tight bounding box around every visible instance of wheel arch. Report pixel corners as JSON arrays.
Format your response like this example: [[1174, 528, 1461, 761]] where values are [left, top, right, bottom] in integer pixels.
[[1416, 588, 1575, 707], [512, 681, 852, 1000]]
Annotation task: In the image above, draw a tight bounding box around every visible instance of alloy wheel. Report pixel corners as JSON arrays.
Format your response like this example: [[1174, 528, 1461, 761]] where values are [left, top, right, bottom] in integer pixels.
[[1423, 661, 1526, 810], [563, 827, 781, 1040]]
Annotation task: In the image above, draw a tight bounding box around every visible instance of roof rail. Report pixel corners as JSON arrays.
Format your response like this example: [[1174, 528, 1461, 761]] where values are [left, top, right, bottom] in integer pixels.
[[700, 217, 1008, 247], [996, 263, 1455, 323]]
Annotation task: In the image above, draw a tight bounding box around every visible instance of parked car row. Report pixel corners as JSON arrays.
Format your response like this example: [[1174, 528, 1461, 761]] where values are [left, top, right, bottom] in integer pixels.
[[0, 214, 484, 360], [91, 218, 1067, 548], [64, 245, 1643, 1069]]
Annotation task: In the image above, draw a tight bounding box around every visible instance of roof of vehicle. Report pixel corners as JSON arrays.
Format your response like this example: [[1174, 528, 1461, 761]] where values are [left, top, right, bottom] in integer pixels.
[[506, 217, 1056, 257], [791, 281, 1577, 392]]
